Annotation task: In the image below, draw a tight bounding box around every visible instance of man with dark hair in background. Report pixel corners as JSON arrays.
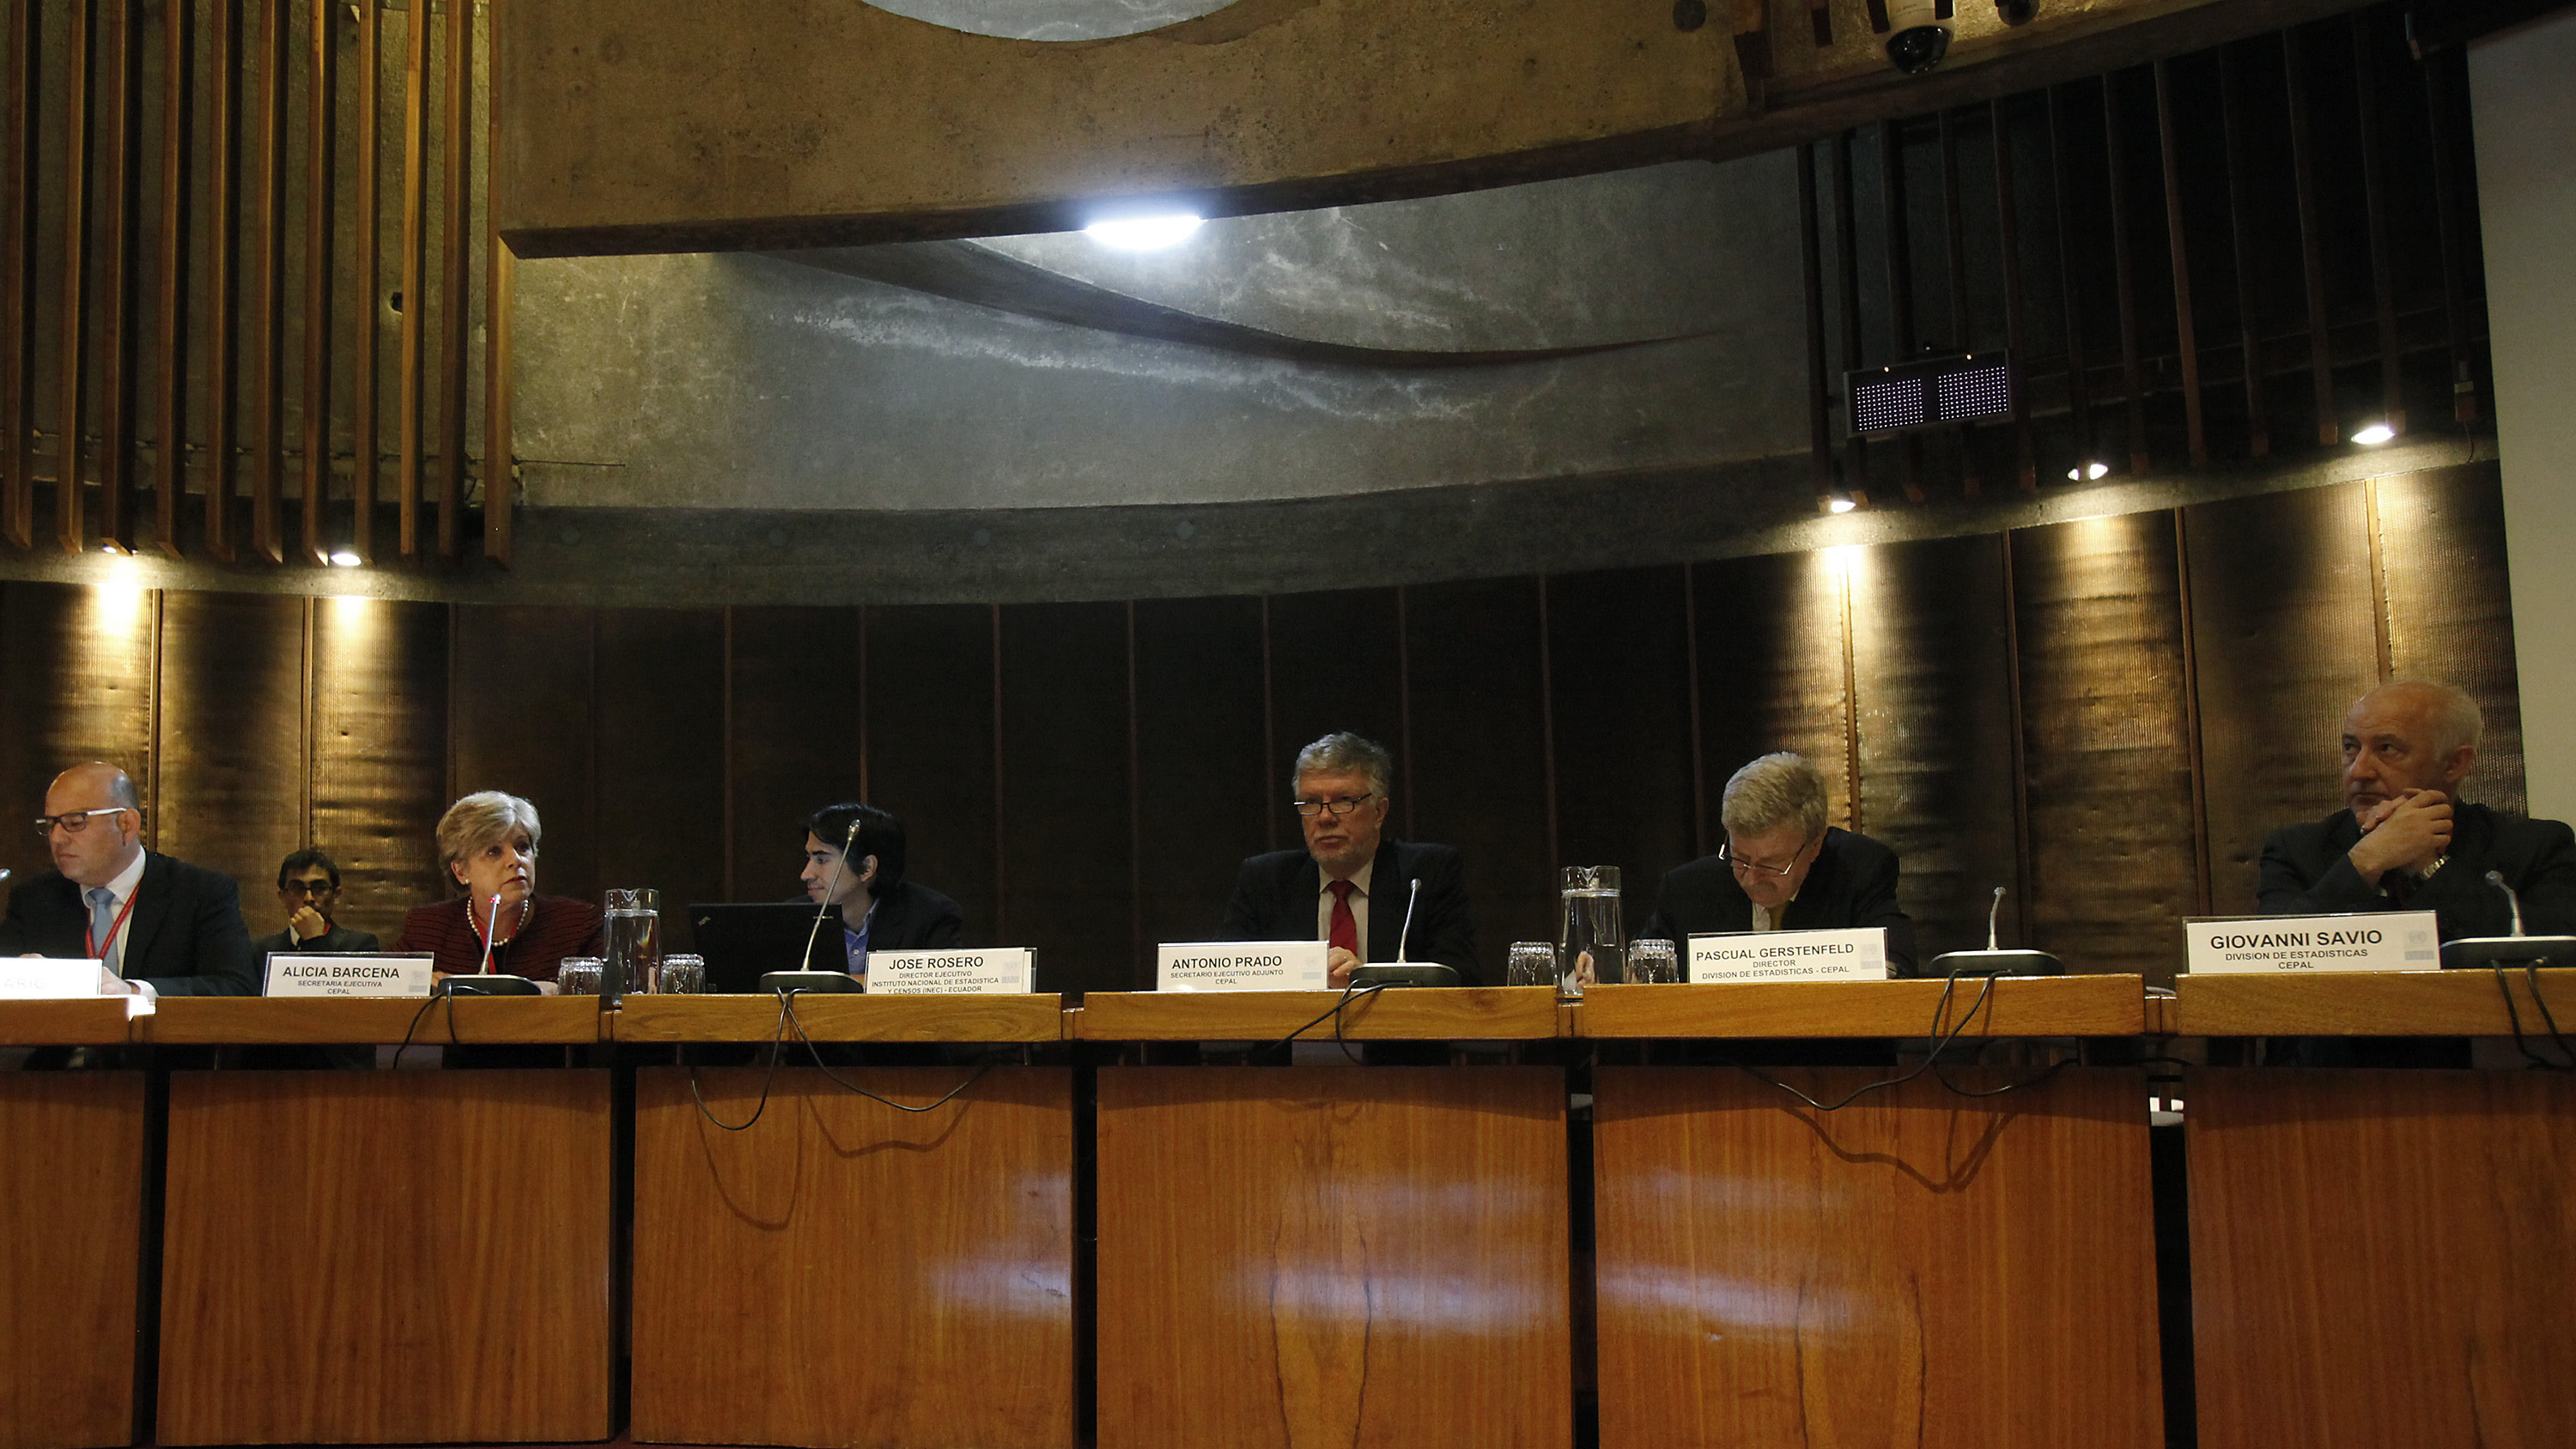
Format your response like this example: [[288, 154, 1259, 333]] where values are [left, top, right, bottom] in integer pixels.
[[252, 849, 381, 964], [1220, 731, 1479, 985], [799, 803, 965, 983]]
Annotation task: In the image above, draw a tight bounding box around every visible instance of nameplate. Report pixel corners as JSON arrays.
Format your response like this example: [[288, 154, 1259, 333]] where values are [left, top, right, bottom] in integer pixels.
[[1156, 941, 1329, 991], [0, 958, 119, 998], [1688, 927, 1891, 983], [264, 952, 436, 998], [866, 947, 1036, 995], [2183, 912, 2438, 974]]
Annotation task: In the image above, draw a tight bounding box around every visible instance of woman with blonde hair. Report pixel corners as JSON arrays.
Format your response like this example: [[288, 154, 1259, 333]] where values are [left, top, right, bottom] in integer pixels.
[[394, 791, 603, 985]]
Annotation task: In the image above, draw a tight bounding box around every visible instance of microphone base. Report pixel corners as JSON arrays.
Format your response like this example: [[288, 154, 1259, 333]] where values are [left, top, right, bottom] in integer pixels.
[[437, 974, 543, 997], [1349, 964, 1461, 989], [1925, 949, 2065, 979], [760, 970, 864, 996], [2439, 936, 2576, 970]]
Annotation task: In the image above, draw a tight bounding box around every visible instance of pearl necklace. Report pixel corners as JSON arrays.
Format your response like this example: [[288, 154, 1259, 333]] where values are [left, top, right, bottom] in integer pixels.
[[470, 893, 535, 944]]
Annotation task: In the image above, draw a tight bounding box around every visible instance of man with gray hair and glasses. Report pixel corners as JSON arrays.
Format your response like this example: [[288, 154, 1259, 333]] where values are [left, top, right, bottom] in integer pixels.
[[2260, 679, 2574, 939], [1220, 731, 1479, 985], [0, 761, 257, 997], [1639, 751, 1916, 975]]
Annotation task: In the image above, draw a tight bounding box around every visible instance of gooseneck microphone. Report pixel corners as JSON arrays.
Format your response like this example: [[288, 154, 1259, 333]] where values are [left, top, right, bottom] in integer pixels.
[[1985, 884, 2006, 951], [440, 890, 540, 995], [2488, 870, 2525, 938], [1394, 876, 1423, 964], [763, 816, 867, 997], [477, 893, 505, 975], [1347, 876, 1459, 988], [2437, 871, 2575, 969], [1925, 885, 2064, 978]]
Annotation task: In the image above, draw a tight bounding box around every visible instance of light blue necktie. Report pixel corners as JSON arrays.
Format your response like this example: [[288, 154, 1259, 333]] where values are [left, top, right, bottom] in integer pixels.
[[87, 886, 119, 977]]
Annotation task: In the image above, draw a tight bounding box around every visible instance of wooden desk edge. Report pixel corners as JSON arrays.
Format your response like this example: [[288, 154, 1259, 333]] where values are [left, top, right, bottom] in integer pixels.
[[141, 997, 605, 1044], [1074, 988, 1564, 1040], [2175, 967, 2576, 1035], [0, 999, 138, 1045], [611, 994, 1064, 1042], [1576, 975, 2149, 1038]]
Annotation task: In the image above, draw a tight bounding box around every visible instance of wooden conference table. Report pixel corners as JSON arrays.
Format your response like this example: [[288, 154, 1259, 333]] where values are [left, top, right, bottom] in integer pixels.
[[1, 969, 2565, 1449]]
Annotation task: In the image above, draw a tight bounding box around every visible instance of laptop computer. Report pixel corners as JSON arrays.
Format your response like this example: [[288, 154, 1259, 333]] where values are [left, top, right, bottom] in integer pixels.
[[687, 902, 844, 994]]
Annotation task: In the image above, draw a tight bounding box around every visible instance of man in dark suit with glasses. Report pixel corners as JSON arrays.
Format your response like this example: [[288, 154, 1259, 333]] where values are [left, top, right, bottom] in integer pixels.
[[252, 849, 381, 962], [1219, 731, 1479, 985], [0, 761, 257, 997], [1639, 751, 1917, 976]]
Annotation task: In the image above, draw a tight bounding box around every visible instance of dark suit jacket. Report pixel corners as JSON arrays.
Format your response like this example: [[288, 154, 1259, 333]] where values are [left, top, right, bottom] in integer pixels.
[[1639, 827, 1918, 976], [252, 923, 383, 959], [0, 852, 258, 996], [1219, 838, 1479, 985], [2258, 801, 2576, 942], [866, 880, 966, 952]]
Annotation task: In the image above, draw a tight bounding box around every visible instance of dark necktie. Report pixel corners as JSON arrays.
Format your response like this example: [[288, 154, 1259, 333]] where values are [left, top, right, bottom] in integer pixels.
[[1327, 880, 1358, 956]]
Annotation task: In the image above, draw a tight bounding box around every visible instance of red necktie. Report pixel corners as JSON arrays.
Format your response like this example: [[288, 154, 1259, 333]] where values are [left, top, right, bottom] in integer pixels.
[[1327, 880, 1358, 956]]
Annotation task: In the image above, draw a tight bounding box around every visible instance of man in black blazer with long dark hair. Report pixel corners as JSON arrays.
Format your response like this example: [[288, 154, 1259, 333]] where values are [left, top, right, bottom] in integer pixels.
[[1220, 732, 1479, 985], [0, 761, 257, 997], [1639, 751, 1917, 976], [799, 802, 966, 982]]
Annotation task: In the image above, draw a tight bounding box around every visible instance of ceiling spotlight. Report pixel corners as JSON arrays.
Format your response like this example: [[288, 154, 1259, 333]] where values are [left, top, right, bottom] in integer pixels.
[[328, 550, 363, 567], [1083, 213, 1203, 250], [2351, 422, 2396, 446], [1827, 495, 1857, 514]]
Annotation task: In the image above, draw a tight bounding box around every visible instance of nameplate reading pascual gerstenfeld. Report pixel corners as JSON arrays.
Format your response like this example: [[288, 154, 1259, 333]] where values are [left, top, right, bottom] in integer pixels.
[[1688, 927, 1890, 983], [2184, 911, 2438, 974], [265, 953, 434, 998], [1156, 941, 1329, 992], [866, 948, 1036, 995]]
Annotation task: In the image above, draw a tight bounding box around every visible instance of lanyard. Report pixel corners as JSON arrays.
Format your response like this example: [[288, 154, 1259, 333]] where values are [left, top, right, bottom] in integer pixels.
[[88, 887, 140, 965]]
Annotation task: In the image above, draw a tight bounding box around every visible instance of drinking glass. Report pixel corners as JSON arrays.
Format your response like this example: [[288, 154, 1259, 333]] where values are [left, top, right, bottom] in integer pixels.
[[659, 955, 706, 995], [1629, 938, 1680, 984], [556, 957, 604, 995], [1558, 865, 1623, 996], [1506, 941, 1556, 987]]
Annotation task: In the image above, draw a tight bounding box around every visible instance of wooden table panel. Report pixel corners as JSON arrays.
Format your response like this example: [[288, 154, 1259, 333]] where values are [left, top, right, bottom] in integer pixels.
[[144, 994, 605, 1044], [615, 992, 1063, 1042], [2177, 967, 2576, 1035], [1579, 974, 2147, 1038], [156, 1071, 614, 1445], [0, 998, 134, 1045], [2186, 1069, 2576, 1449], [0, 1074, 144, 1449], [631, 1066, 1075, 1448], [1593, 1066, 2162, 1449], [1096, 1068, 1571, 1449], [1077, 986, 1563, 1040]]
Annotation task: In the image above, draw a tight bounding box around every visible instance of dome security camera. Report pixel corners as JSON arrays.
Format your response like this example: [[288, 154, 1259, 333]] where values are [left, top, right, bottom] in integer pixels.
[[1885, 0, 1952, 74]]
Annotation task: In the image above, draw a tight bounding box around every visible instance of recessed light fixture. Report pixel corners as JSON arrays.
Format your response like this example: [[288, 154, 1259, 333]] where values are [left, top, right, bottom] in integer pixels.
[[1828, 496, 1857, 514], [2065, 461, 2110, 481], [1083, 213, 1203, 250], [2351, 422, 2396, 446], [328, 550, 363, 567]]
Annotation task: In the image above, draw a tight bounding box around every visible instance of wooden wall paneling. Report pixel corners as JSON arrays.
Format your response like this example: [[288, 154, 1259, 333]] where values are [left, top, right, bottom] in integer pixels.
[[1132, 594, 1267, 957], [864, 603, 999, 948], [2218, 45, 2270, 458], [1, 0, 33, 548], [723, 605, 865, 906], [2105, 67, 2153, 474], [394, 0, 426, 555], [1548, 566, 1695, 922], [297, 0, 332, 565], [1799, 142, 1832, 505], [2009, 513, 2200, 980], [2284, 27, 2339, 446], [447, 603, 598, 901], [436, 0, 470, 558], [153, 590, 307, 914], [2349, 12, 2404, 439], [201, 0, 237, 560], [0, 581, 159, 875], [2180, 484, 2379, 915], [1264, 586, 1403, 846], [631, 1067, 1076, 1449], [2373, 463, 2525, 815], [93, 0, 136, 551], [1832, 130, 1871, 502], [1095, 1068, 1571, 1449], [350, 0, 379, 561], [246, 0, 283, 561], [1691, 551, 1854, 839], [1401, 577, 1551, 972], [996, 601, 1132, 996], [152, 0, 189, 556], [1847, 536, 2019, 961], [592, 608, 725, 948], [2187, 1069, 2576, 1449], [310, 597, 452, 945], [0, 1073, 146, 1449], [157, 1070, 615, 1445], [1991, 98, 2035, 490], [1592, 1067, 2163, 1449], [52, 0, 90, 551], [2153, 60, 2209, 468]]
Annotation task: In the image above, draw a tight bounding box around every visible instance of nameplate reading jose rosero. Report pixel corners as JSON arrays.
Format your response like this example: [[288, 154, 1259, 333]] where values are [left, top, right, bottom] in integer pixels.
[[2183, 911, 2438, 974], [1156, 941, 1329, 992], [1688, 927, 1890, 983], [866, 948, 1036, 995], [264, 953, 434, 998]]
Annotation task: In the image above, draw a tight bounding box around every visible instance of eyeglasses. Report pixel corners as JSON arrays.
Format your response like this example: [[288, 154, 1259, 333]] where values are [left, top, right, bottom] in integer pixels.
[[1291, 794, 1376, 818], [279, 880, 337, 897], [33, 807, 128, 838], [1719, 833, 1820, 877]]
